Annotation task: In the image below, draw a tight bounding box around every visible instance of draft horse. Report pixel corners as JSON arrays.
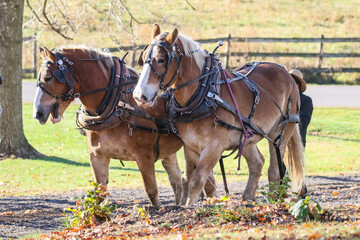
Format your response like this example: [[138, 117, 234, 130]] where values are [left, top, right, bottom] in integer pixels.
[[134, 24, 305, 205], [33, 46, 195, 205]]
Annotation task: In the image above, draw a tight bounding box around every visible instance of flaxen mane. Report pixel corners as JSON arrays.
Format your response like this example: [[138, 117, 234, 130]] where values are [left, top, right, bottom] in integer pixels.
[[178, 34, 208, 71]]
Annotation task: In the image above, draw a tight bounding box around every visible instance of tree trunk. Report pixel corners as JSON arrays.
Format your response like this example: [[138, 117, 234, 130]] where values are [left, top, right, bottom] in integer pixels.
[[0, 0, 42, 159]]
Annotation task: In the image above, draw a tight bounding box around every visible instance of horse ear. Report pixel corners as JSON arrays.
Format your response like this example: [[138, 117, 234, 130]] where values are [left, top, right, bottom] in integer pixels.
[[165, 28, 179, 46], [138, 51, 144, 66], [152, 24, 161, 40], [39, 47, 56, 61], [39, 47, 46, 59]]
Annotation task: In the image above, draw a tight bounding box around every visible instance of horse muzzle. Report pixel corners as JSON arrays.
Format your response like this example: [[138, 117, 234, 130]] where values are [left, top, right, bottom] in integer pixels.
[[34, 103, 61, 125]]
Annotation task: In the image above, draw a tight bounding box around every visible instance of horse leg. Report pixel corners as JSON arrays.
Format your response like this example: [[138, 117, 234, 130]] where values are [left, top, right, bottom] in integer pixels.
[[268, 124, 305, 193], [181, 146, 198, 205], [186, 142, 223, 205], [268, 143, 280, 184], [204, 171, 216, 198], [161, 154, 182, 205], [89, 152, 110, 185], [136, 156, 160, 206], [181, 146, 217, 205], [242, 144, 265, 201]]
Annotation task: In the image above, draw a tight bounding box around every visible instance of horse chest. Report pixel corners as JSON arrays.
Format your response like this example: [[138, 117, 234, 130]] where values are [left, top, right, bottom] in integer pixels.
[[178, 123, 219, 150]]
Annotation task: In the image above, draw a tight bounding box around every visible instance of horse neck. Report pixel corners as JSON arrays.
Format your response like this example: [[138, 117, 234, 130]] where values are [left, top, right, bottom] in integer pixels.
[[76, 61, 110, 114], [172, 55, 202, 107]]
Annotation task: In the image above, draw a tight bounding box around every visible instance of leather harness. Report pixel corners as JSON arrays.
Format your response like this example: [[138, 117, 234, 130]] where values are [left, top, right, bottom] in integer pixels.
[[37, 50, 173, 160], [141, 40, 300, 193]]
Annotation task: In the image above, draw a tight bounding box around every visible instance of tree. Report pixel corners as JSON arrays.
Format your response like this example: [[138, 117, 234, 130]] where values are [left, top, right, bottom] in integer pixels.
[[0, 0, 41, 158]]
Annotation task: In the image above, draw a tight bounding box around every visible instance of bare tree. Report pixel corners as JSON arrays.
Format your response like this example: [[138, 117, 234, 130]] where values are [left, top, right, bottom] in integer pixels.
[[0, 0, 41, 158]]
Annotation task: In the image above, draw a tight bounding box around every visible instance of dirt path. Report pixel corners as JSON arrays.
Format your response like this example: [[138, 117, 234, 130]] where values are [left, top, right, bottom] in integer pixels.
[[0, 174, 359, 239]]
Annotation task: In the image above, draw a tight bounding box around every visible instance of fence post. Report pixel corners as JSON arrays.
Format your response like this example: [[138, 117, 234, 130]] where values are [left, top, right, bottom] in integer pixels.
[[225, 33, 231, 69], [131, 47, 137, 68], [318, 34, 324, 69], [33, 35, 37, 78]]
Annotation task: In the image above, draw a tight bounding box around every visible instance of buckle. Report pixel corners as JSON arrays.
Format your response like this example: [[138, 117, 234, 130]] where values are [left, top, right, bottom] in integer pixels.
[[73, 93, 81, 98]]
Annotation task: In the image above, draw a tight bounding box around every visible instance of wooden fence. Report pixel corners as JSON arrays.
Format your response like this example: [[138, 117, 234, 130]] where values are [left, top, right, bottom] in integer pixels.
[[24, 35, 360, 78], [22, 36, 37, 78]]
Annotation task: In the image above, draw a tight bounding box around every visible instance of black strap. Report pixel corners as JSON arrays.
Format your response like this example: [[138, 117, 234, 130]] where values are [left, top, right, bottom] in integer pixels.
[[219, 157, 229, 196], [128, 123, 170, 135]]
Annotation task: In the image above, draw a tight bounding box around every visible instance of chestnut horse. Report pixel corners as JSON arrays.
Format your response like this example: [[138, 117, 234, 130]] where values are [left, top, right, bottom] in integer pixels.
[[32, 46, 209, 205], [133, 24, 305, 205]]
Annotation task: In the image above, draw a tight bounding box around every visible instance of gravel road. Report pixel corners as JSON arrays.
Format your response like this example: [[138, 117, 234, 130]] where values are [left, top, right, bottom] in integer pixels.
[[0, 174, 359, 239]]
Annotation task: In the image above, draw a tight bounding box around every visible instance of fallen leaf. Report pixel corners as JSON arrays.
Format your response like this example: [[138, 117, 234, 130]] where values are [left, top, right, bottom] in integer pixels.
[[309, 232, 322, 240], [259, 217, 267, 222]]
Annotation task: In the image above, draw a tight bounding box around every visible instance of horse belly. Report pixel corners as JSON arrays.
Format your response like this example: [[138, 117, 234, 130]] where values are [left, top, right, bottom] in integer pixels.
[[87, 129, 136, 161], [157, 134, 183, 159]]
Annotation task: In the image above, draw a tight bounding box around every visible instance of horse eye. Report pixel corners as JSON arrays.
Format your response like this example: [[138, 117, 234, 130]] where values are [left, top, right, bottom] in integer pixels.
[[158, 58, 165, 64], [44, 76, 52, 82]]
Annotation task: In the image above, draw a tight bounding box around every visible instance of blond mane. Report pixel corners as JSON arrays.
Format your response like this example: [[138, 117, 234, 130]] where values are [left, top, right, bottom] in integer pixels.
[[177, 34, 208, 71]]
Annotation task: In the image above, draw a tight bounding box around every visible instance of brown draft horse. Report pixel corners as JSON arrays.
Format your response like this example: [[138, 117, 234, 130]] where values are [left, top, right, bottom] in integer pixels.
[[134, 24, 305, 205], [32, 46, 207, 206]]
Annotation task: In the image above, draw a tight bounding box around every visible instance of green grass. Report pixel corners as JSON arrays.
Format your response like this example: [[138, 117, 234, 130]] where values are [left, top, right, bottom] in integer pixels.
[[0, 105, 359, 196]]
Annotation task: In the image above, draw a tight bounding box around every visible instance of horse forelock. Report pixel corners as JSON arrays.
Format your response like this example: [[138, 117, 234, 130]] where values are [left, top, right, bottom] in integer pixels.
[[177, 34, 207, 71], [154, 33, 207, 71]]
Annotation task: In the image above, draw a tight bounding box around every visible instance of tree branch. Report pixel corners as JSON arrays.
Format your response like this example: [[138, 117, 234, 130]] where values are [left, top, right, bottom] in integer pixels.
[[42, 0, 73, 40]]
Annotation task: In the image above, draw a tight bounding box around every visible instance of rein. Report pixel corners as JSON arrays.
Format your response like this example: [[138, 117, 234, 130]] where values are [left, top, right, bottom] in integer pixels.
[[220, 63, 254, 170]]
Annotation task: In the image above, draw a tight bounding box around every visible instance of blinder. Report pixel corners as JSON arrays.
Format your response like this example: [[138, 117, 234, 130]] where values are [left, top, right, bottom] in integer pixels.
[[37, 51, 77, 102], [141, 40, 183, 90]]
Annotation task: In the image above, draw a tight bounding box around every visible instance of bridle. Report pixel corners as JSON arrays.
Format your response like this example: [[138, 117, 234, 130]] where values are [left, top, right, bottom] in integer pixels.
[[37, 51, 123, 102], [141, 40, 183, 90]]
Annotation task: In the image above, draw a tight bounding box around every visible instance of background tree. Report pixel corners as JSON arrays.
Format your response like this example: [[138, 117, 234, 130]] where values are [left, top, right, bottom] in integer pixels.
[[0, 0, 41, 158]]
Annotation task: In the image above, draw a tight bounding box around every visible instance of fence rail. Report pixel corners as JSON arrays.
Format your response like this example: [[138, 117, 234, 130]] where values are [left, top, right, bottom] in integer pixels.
[[108, 35, 360, 73], [23, 36, 360, 77]]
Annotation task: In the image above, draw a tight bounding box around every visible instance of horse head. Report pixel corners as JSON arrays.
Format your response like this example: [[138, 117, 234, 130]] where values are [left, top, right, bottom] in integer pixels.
[[33, 46, 112, 125], [134, 24, 208, 107], [33, 47, 74, 124]]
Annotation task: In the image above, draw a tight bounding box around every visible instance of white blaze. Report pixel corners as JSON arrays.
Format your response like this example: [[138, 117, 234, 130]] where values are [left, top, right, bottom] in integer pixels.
[[33, 86, 44, 118], [133, 63, 159, 104]]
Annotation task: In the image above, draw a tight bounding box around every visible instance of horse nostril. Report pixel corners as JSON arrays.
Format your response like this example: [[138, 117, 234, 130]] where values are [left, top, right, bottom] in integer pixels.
[[134, 94, 148, 104], [36, 111, 43, 120]]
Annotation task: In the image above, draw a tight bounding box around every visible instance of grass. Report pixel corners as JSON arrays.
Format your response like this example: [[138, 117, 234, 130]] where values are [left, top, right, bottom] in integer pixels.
[[22, 0, 360, 83], [0, 104, 359, 197]]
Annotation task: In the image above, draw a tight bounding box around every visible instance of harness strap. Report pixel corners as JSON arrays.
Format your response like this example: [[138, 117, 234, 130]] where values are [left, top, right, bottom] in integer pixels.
[[169, 69, 219, 93], [128, 123, 170, 135], [219, 157, 229, 196]]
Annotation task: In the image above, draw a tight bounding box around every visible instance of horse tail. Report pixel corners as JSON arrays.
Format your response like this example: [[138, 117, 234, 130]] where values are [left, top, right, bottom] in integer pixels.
[[284, 124, 305, 192]]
